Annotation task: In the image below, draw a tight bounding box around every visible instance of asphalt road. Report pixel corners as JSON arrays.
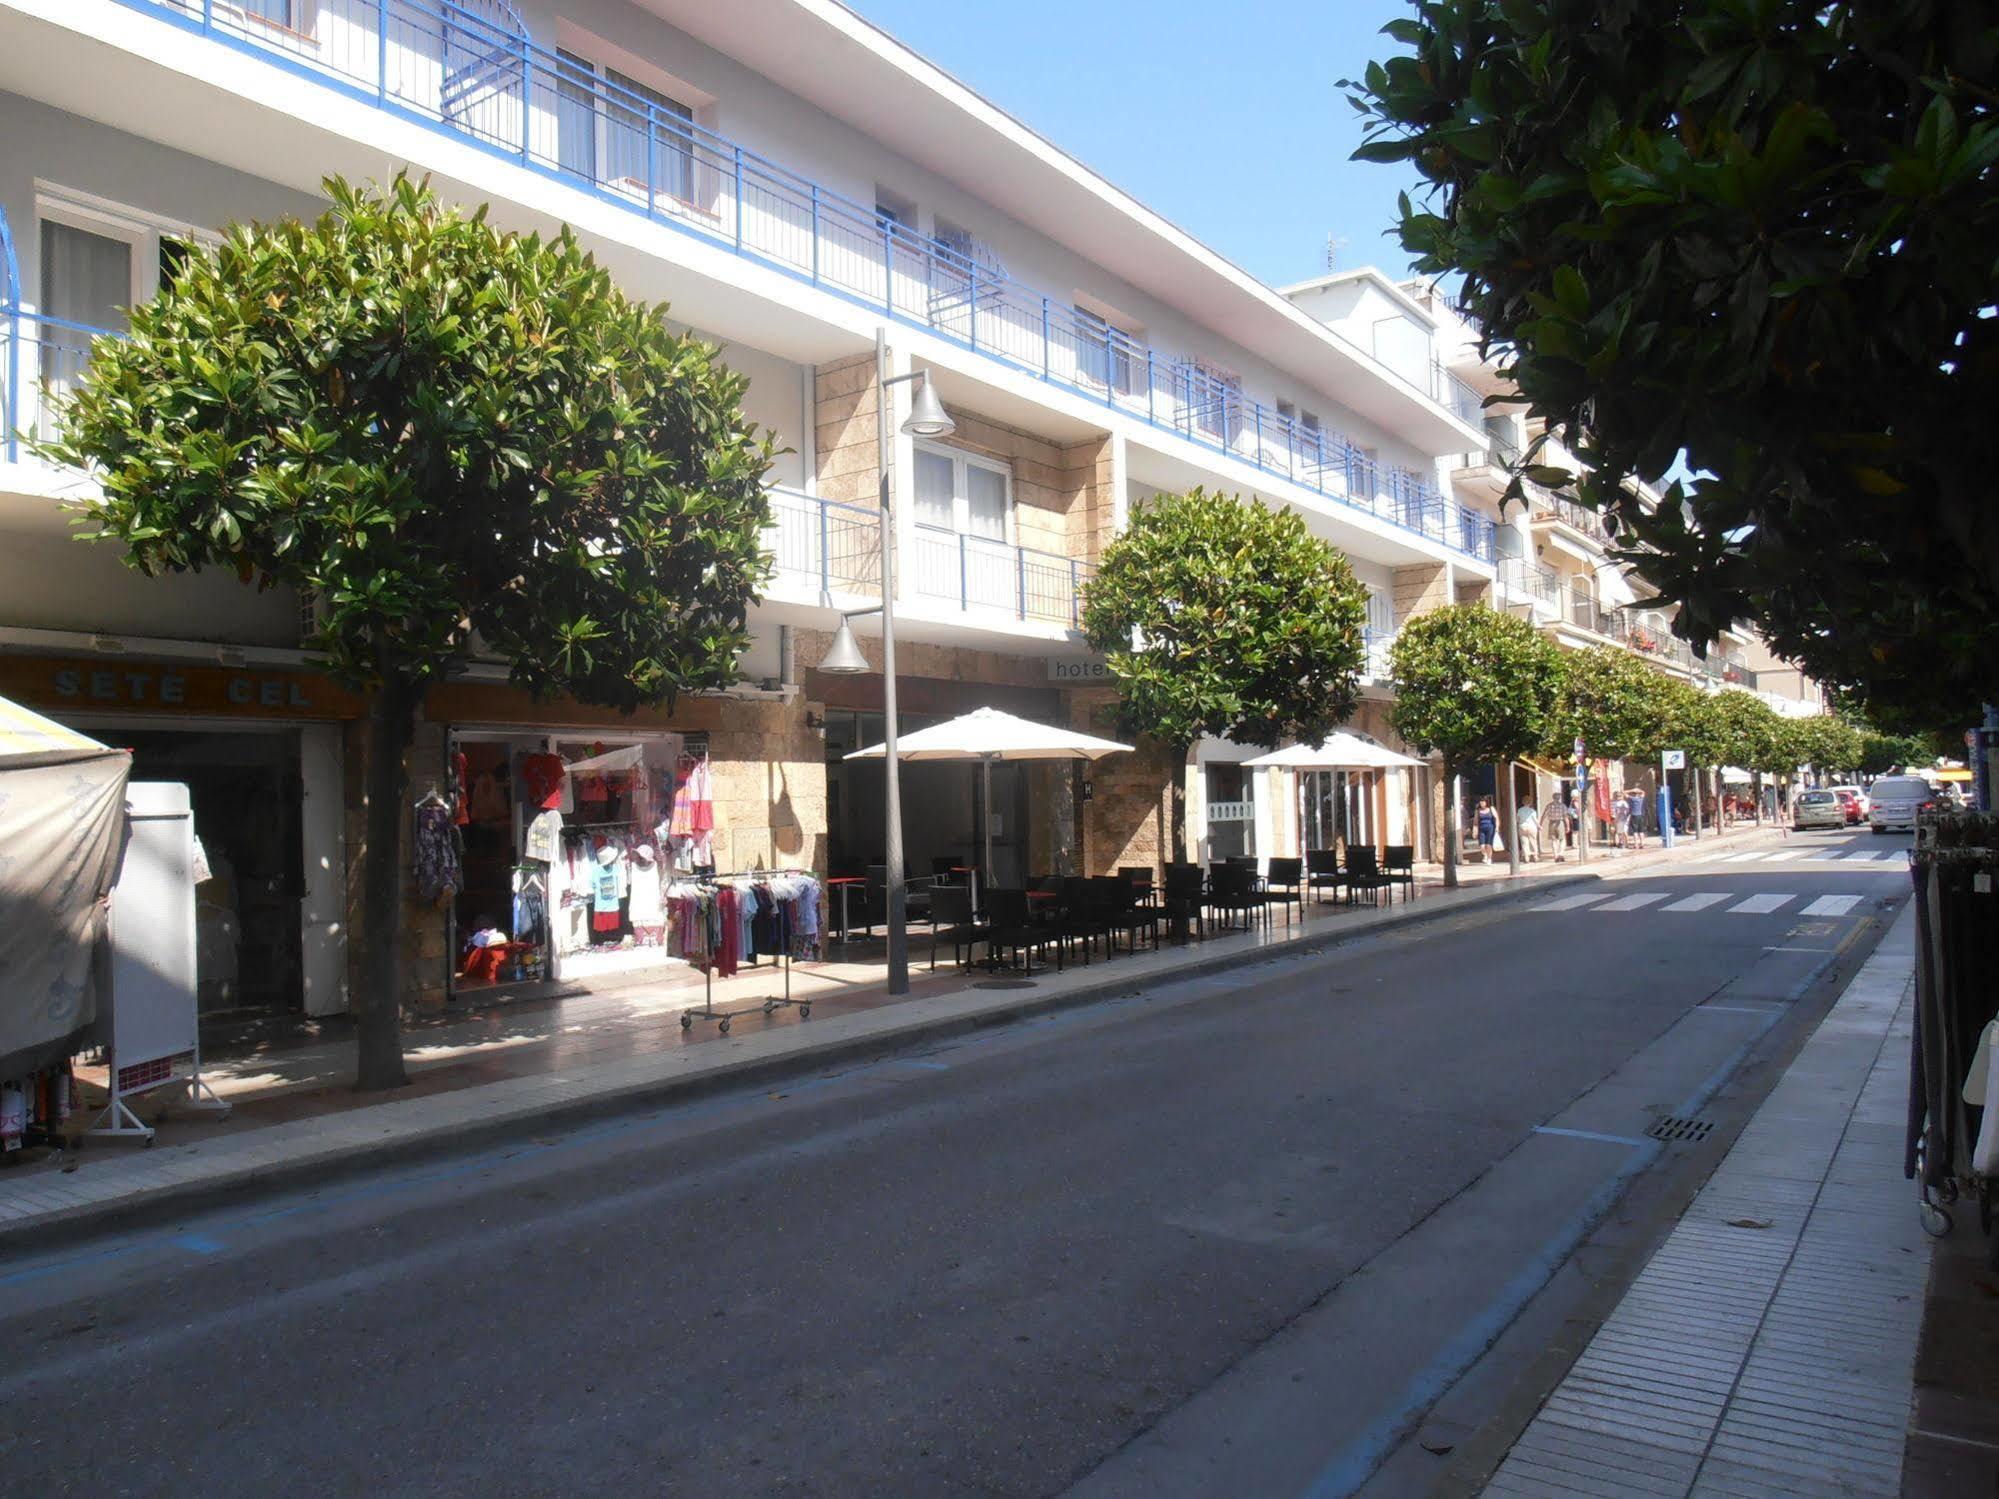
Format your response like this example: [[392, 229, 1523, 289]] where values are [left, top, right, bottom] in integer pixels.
[[0, 828, 1910, 1498]]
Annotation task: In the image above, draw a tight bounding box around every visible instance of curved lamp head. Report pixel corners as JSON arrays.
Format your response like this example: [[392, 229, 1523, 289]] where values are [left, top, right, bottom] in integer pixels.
[[819, 618, 871, 674], [902, 374, 955, 438]]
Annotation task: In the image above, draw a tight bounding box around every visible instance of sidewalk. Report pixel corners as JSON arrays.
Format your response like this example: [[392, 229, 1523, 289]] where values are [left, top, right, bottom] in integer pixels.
[[0, 820, 1786, 1250], [1482, 901, 1925, 1497]]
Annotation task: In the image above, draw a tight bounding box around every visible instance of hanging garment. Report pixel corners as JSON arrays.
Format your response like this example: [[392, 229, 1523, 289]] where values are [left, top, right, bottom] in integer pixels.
[[628, 848, 665, 928], [469, 770, 509, 824], [451, 750, 471, 826], [512, 876, 547, 945], [519, 752, 568, 812], [414, 803, 462, 901], [590, 846, 626, 936], [524, 810, 562, 864]]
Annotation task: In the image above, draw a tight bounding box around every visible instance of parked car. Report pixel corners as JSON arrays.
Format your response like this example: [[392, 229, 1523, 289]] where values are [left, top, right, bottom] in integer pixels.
[[1867, 775, 1938, 833], [1828, 785, 1868, 824], [1793, 789, 1846, 831]]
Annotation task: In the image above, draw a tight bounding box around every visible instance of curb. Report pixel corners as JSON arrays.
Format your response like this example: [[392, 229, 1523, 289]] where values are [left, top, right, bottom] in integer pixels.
[[1, 867, 1616, 1257]]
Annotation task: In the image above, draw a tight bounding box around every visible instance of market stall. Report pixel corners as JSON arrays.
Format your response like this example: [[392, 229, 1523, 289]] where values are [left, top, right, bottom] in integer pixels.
[[0, 694, 130, 1152]]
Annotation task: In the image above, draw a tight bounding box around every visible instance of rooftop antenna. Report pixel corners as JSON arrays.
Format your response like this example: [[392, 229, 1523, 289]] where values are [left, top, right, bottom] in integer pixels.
[[1323, 233, 1347, 271]]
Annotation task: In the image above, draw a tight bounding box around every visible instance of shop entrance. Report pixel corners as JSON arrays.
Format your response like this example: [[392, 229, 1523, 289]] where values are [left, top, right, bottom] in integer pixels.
[[109, 727, 305, 1018], [1204, 763, 1256, 862], [1300, 768, 1376, 852]]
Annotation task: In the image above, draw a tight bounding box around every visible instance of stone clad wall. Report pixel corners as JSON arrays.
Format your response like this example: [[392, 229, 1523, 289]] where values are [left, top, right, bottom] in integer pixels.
[[1067, 686, 1178, 879], [814, 355, 882, 507], [1392, 561, 1451, 628]]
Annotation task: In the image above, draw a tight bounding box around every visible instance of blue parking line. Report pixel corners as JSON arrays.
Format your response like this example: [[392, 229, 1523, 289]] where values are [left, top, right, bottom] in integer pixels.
[[1533, 1125, 1650, 1148]]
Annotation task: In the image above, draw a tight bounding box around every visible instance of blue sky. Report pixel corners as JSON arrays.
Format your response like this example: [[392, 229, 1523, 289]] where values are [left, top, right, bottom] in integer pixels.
[[846, 0, 1429, 289]]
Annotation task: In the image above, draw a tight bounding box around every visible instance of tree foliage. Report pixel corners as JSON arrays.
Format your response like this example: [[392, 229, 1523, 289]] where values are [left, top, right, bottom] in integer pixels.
[[45, 176, 773, 1087], [1080, 487, 1368, 848], [1390, 604, 1563, 886], [1706, 690, 1786, 774], [1346, 2, 1999, 729], [1793, 715, 1865, 777], [1545, 645, 1673, 764], [1391, 604, 1563, 766]]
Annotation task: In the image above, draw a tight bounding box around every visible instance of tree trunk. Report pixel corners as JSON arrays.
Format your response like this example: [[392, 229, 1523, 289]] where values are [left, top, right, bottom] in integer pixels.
[[1502, 760, 1520, 876], [1689, 766, 1702, 838], [1441, 754, 1460, 889], [356, 673, 420, 1092]]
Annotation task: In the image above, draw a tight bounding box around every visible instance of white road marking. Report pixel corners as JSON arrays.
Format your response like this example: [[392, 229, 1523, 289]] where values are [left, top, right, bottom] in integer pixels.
[[1530, 892, 1615, 912], [1728, 893, 1794, 914], [1662, 892, 1730, 912], [1598, 892, 1670, 912], [1802, 894, 1863, 917]]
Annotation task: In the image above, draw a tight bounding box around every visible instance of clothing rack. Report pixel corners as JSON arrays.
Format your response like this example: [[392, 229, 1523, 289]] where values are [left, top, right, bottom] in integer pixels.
[[678, 868, 815, 1035]]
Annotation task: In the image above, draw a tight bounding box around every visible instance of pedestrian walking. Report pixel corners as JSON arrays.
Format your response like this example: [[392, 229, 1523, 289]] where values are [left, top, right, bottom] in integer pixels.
[[1612, 790, 1631, 849], [1475, 795, 1498, 862], [1517, 801, 1540, 863]]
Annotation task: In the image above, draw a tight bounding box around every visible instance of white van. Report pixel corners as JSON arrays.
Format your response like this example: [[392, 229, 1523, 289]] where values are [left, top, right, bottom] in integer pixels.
[[1867, 775, 1937, 833]]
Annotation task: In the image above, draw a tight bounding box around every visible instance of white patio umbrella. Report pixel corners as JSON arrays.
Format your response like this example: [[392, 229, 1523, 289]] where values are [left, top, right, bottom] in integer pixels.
[[1242, 732, 1426, 771], [846, 706, 1133, 888]]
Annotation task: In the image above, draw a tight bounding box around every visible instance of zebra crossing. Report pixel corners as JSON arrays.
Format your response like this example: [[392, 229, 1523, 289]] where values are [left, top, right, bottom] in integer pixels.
[[1530, 888, 1868, 917], [1692, 847, 1904, 867]]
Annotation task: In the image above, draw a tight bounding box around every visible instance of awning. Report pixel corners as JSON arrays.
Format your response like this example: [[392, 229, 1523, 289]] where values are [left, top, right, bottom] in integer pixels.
[[1242, 732, 1426, 771], [1721, 766, 1753, 785], [1935, 767, 1973, 783]]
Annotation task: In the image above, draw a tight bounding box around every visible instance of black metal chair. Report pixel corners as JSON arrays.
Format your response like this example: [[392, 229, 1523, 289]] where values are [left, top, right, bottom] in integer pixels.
[[984, 887, 1062, 973], [1160, 862, 1207, 942], [1207, 863, 1260, 931], [1093, 876, 1157, 955], [1382, 845, 1416, 903], [1342, 846, 1393, 907], [927, 884, 986, 971], [1261, 856, 1304, 924], [863, 863, 933, 931], [1056, 876, 1111, 964], [1305, 848, 1342, 905]]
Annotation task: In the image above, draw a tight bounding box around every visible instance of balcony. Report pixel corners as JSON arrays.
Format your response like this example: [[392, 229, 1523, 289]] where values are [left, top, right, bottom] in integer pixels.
[[79, 0, 1493, 566], [1531, 492, 1611, 549], [1497, 556, 1560, 611], [762, 488, 1092, 631], [0, 303, 97, 465]]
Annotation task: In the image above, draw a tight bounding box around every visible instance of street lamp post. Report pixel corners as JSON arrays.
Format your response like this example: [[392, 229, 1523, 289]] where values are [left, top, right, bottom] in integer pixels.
[[816, 329, 954, 996]]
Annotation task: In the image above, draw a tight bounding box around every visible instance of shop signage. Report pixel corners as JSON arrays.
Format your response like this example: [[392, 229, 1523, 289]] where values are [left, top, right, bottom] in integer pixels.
[[0, 655, 363, 720], [1661, 749, 1687, 770], [1048, 659, 1112, 683], [1208, 799, 1255, 822]]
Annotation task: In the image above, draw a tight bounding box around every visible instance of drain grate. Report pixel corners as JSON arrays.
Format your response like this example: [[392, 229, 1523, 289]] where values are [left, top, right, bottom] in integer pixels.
[[1649, 1115, 1715, 1143]]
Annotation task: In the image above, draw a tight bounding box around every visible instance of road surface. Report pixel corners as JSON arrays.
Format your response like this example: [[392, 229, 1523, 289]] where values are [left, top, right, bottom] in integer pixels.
[[0, 829, 1910, 1497]]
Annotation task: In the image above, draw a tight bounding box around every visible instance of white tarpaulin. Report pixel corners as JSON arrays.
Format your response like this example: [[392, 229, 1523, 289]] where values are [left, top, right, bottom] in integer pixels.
[[1242, 732, 1427, 770], [0, 695, 131, 1077]]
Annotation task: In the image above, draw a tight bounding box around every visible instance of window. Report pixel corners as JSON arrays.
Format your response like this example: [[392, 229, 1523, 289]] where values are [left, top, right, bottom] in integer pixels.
[[1075, 305, 1137, 396], [912, 442, 1012, 541], [238, 0, 297, 25], [555, 52, 697, 206], [1175, 359, 1242, 444], [39, 216, 139, 410], [875, 187, 916, 234]]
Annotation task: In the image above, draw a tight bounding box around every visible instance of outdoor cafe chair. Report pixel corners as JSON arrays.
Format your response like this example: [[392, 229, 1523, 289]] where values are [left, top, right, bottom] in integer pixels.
[[927, 884, 987, 971], [1160, 863, 1207, 943], [1342, 846, 1393, 907], [983, 888, 1062, 974], [1207, 863, 1261, 931], [1382, 845, 1416, 902], [1305, 848, 1342, 905], [1261, 856, 1304, 924], [1092, 876, 1157, 955], [1056, 876, 1111, 964]]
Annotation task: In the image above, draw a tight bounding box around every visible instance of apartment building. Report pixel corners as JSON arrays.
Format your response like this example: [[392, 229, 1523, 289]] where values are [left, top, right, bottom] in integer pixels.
[[0, 0, 1498, 1017]]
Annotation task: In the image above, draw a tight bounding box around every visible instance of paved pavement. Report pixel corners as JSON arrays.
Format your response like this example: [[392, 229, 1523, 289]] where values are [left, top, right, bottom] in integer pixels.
[[0, 826, 1908, 1497], [1481, 899, 1923, 1498]]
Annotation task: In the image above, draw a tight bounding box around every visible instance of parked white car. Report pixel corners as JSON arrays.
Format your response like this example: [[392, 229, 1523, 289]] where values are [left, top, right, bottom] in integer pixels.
[[1867, 775, 1938, 833]]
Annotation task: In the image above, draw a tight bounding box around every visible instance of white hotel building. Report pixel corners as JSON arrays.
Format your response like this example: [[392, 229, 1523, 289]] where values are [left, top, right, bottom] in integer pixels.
[[0, 0, 1503, 1017]]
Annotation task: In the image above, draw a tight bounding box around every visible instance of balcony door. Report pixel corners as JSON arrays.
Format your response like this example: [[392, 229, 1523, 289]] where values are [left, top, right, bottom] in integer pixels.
[[38, 215, 141, 427], [912, 443, 1014, 612]]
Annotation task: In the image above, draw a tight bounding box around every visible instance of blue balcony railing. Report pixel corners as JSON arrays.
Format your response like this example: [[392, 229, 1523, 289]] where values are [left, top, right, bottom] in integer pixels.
[[762, 488, 882, 600], [108, 0, 1496, 566], [0, 310, 115, 466]]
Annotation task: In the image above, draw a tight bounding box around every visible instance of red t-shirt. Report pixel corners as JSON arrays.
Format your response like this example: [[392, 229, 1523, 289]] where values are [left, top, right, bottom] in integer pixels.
[[520, 753, 566, 811]]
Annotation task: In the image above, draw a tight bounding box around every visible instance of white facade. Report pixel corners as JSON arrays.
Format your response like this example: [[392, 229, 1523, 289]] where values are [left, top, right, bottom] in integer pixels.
[[0, 0, 1506, 1014]]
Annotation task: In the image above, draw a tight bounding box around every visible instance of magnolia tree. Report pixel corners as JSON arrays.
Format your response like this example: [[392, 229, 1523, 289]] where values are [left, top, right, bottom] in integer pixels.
[[46, 177, 774, 1090], [1388, 604, 1563, 885], [1080, 488, 1368, 857], [1346, 3, 1999, 733]]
